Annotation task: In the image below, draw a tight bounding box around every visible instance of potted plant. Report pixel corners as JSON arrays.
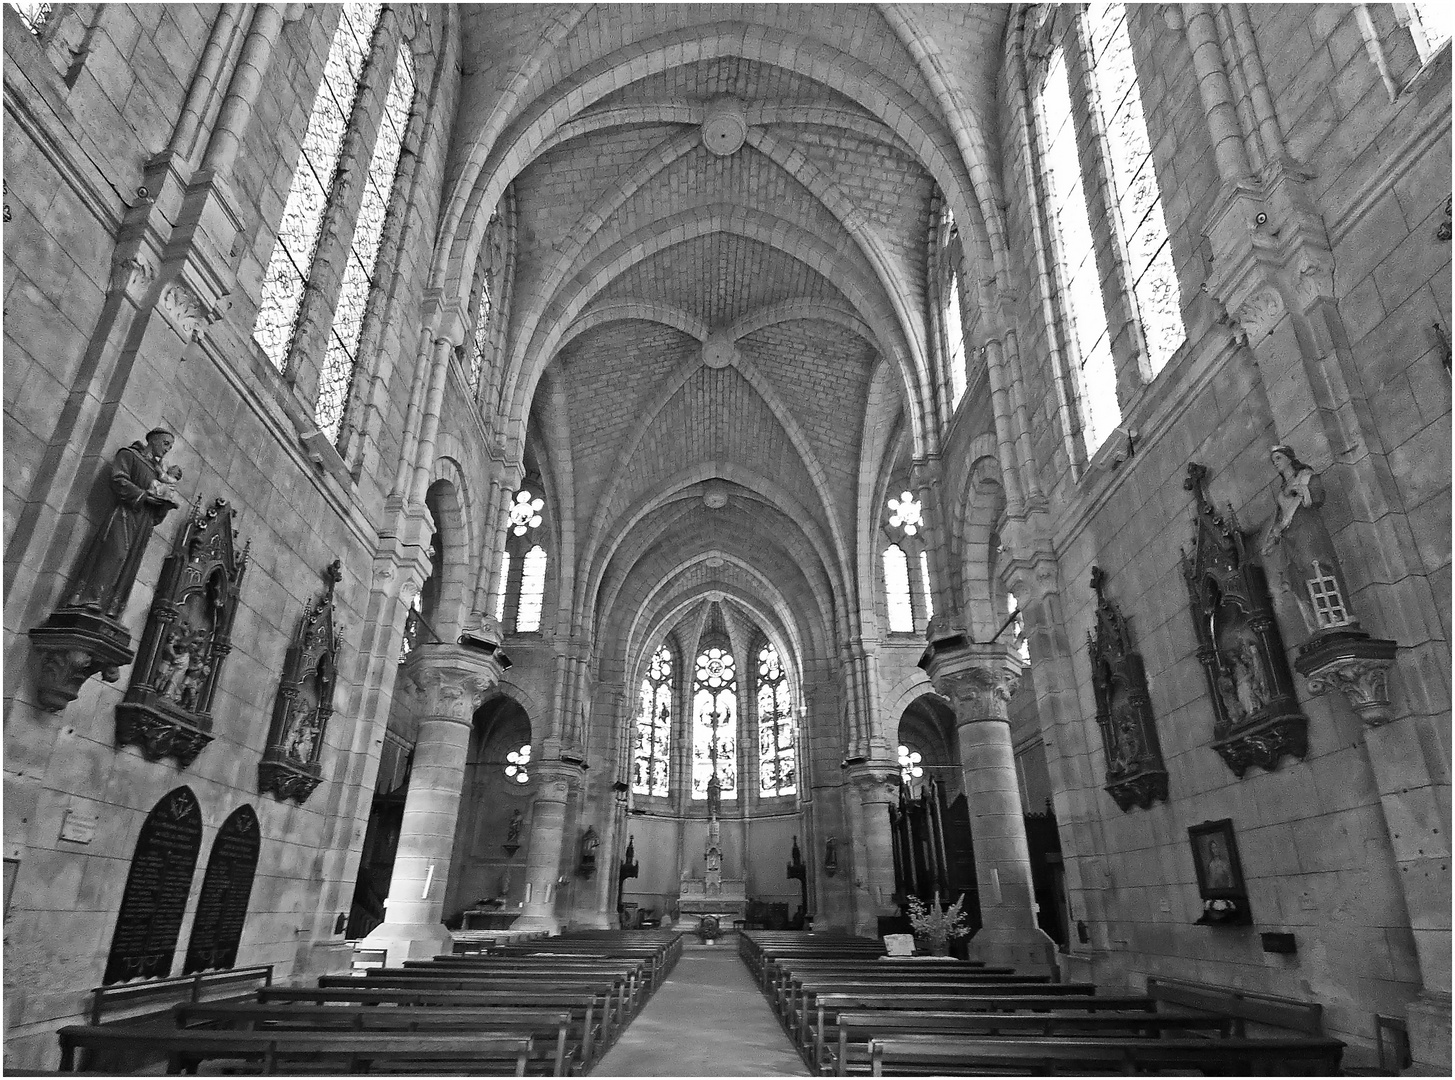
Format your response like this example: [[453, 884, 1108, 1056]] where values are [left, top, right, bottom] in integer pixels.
[[906, 891, 970, 956]]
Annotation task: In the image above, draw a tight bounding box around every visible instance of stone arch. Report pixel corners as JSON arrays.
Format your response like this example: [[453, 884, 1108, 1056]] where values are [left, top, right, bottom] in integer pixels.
[[422, 456, 474, 640], [956, 451, 1007, 640]]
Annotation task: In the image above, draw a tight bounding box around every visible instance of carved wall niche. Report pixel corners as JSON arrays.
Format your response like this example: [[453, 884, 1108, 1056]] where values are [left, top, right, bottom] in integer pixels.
[[115, 498, 249, 767], [259, 560, 343, 803], [1088, 567, 1168, 810], [1180, 463, 1308, 776]]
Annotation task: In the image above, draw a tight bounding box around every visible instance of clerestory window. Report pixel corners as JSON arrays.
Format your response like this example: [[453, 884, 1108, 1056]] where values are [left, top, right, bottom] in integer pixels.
[[756, 643, 796, 797]]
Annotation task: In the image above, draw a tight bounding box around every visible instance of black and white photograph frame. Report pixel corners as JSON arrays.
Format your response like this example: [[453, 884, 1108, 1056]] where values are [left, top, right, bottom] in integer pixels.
[[1188, 818, 1252, 925]]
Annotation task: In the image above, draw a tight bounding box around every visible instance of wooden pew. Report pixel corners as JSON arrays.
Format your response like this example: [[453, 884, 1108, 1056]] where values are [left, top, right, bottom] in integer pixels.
[[405, 957, 649, 1012], [825, 1009, 1236, 1076], [258, 985, 609, 1065], [767, 961, 1016, 1007], [782, 977, 1087, 1042], [56, 1026, 536, 1075], [175, 1002, 577, 1076], [338, 970, 633, 1026], [864, 1033, 1345, 1076], [1146, 974, 1326, 1037], [805, 991, 1157, 1070]]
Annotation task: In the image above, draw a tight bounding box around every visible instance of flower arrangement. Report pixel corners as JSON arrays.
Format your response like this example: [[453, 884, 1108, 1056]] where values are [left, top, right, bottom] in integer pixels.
[[905, 891, 970, 955]]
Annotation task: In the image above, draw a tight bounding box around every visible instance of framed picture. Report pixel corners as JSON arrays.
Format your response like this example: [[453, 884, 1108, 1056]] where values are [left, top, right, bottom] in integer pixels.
[[1188, 818, 1251, 925]]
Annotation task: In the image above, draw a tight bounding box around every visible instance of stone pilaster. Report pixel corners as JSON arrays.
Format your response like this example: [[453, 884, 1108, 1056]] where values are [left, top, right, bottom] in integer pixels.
[[514, 759, 584, 932], [362, 643, 504, 963], [920, 635, 1056, 973]]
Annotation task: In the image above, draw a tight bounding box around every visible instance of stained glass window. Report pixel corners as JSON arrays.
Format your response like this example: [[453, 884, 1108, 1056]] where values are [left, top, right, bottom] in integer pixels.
[[887, 491, 922, 536], [493, 550, 510, 624], [883, 545, 913, 633], [9, 2, 51, 35], [254, 3, 382, 373], [316, 40, 416, 443], [756, 644, 796, 796], [919, 550, 934, 619], [1089, 3, 1183, 374], [1042, 43, 1119, 452], [516, 545, 546, 633], [633, 644, 673, 797], [1007, 591, 1030, 663], [946, 268, 966, 407], [469, 271, 492, 394], [1413, 3, 1455, 54], [692, 647, 737, 800]]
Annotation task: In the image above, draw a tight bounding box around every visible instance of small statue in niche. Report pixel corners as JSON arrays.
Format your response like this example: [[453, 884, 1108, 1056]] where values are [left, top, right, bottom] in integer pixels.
[[824, 835, 838, 876], [1107, 702, 1144, 775], [1230, 638, 1268, 716], [1260, 445, 1359, 637], [153, 622, 194, 699], [69, 428, 180, 616], [1216, 667, 1247, 725], [176, 645, 211, 713], [506, 808, 524, 845], [579, 826, 599, 877]]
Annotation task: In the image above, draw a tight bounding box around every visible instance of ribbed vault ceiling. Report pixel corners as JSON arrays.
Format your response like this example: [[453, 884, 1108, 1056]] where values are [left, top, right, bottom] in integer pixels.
[[450, 5, 1008, 686]]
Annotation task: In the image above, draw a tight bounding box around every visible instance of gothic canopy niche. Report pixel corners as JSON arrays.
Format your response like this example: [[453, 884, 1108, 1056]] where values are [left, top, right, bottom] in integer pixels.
[[115, 498, 249, 767], [259, 560, 343, 803], [1088, 567, 1168, 810], [1180, 463, 1308, 777]]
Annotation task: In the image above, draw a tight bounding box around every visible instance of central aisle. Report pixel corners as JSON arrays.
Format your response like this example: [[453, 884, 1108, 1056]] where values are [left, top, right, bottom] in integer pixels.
[[592, 942, 810, 1076]]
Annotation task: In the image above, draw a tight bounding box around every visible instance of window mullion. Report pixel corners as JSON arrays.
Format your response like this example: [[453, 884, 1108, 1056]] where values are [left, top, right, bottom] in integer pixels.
[[286, 11, 397, 417], [1064, 18, 1148, 417]]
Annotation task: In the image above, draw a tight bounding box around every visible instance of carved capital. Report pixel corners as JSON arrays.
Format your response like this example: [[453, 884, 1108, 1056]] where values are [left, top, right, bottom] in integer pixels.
[[1295, 633, 1399, 727], [110, 250, 160, 300], [920, 640, 1023, 724], [403, 643, 503, 722], [157, 279, 213, 341], [531, 760, 584, 801], [845, 763, 900, 804], [1234, 286, 1287, 345]]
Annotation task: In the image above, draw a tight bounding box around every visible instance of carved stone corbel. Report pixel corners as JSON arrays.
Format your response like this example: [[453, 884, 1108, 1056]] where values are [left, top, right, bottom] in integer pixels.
[[1294, 634, 1399, 727]]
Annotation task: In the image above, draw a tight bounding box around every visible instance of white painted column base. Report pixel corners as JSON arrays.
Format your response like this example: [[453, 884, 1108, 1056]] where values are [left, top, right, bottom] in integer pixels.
[[361, 919, 455, 967]]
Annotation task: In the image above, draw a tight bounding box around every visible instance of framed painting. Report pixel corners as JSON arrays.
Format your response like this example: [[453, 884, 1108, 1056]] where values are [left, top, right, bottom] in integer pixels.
[[1188, 818, 1252, 925]]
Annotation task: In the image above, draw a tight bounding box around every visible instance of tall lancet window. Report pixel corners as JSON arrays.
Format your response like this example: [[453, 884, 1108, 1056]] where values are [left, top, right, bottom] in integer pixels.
[[516, 546, 547, 633], [692, 647, 737, 800], [254, 3, 383, 372], [1042, 41, 1116, 451], [756, 644, 796, 797], [882, 546, 913, 633], [633, 644, 673, 797], [316, 41, 416, 441], [945, 267, 966, 407]]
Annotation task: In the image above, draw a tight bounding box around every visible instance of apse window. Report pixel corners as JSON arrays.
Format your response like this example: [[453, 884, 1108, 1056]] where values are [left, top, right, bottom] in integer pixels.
[[756, 644, 796, 797], [692, 647, 738, 799], [633, 644, 673, 797], [882, 545, 914, 633], [515, 545, 547, 632]]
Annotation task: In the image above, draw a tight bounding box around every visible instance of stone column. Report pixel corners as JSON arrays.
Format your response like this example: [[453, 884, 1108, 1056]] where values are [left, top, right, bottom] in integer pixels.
[[846, 764, 901, 936], [363, 643, 503, 963], [514, 760, 583, 933], [920, 635, 1056, 973]]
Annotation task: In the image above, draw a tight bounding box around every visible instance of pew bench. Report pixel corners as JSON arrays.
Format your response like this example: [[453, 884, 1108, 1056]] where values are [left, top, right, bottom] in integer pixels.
[[1146, 975, 1325, 1037], [87, 965, 274, 1026], [329, 972, 631, 1029], [863, 1034, 1345, 1076], [56, 1026, 536, 1075], [175, 1003, 578, 1076], [823, 1010, 1237, 1076], [290, 984, 611, 1061]]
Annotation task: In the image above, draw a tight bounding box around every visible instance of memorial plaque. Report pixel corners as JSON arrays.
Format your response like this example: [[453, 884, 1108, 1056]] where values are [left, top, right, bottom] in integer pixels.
[[102, 787, 202, 985], [184, 805, 261, 973]]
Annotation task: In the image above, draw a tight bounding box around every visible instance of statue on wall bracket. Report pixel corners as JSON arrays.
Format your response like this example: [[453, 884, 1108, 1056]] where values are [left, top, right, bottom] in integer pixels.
[[259, 559, 343, 803], [1259, 445, 1401, 726], [28, 429, 182, 712], [1180, 462, 1308, 776], [1088, 566, 1169, 810], [115, 497, 249, 767]]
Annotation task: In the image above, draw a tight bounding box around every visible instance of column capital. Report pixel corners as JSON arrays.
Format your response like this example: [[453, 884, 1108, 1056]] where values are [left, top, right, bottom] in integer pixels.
[[401, 643, 507, 722], [919, 639, 1022, 724], [532, 759, 585, 799], [844, 762, 901, 805]]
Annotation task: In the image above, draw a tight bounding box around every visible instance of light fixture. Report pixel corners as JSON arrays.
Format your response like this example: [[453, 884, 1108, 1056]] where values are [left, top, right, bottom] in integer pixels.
[[505, 743, 532, 783], [887, 491, 922, 536], [508, 490, 544, 536], [897, 743, 923, 784]]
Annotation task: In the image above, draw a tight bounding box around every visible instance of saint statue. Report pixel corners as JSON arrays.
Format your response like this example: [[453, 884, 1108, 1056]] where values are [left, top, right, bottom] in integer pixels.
[[69, 429, 180, 617], [153, 622, 193, 699], [1260, 445, 1359, 637], [506, 808, 524, 845]]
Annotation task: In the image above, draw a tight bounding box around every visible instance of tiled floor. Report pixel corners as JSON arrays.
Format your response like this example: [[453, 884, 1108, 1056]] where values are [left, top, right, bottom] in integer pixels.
[[591, 943, 809, 1076]]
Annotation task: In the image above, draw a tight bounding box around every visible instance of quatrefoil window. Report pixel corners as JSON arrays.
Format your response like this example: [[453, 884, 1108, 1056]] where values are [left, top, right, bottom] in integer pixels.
[[887, 491, 922, 536], [509, 490, 544, 536]]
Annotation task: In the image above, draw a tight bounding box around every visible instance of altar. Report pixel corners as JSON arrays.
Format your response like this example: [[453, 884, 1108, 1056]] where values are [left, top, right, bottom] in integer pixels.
[[678, 875, 748, 923]]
